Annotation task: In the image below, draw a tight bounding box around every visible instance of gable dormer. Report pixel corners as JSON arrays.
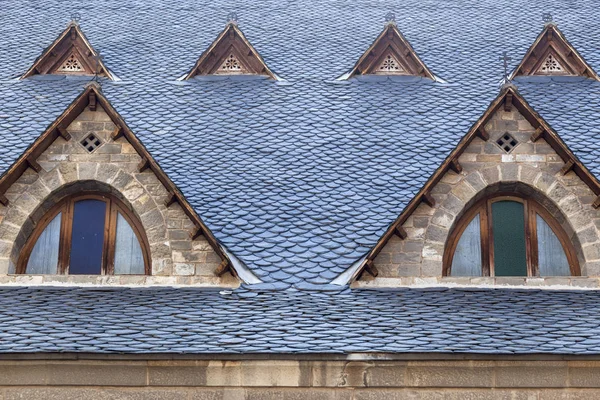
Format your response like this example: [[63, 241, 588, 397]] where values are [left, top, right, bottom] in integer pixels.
[[21, 20, 113, 80], [347, 12, 435, 79], [511, 15, 599, 80], [183, 14, 275, 80]]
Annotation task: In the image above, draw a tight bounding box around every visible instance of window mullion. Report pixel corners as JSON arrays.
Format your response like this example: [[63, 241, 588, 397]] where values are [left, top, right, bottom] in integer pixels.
[[58, 202, 73, 275], [102, 200, 117, 275], [481, 205, 491, 277], [525, 201, 539, 277]]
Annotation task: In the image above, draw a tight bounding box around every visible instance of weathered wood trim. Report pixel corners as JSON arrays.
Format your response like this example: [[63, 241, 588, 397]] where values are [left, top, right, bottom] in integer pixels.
[[111, 126, 124, 141], [26, 157, 42, 173], [561, 159, 575, 175], [164, 192, 178, 208], [364, 259, 379, 277], [137, 157, 150, 173], [394, 226, 407, 240], [477, 127, 489, 141], [449, 158, 463, 174], [531, 127, 545, 142], [504, 92, 513, 111], [422, 192, 436, 208]]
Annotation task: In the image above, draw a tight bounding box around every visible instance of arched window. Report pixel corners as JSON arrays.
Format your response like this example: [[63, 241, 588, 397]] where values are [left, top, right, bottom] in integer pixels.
[[444, 196, 579, 277], [18, 194, 150, 275]]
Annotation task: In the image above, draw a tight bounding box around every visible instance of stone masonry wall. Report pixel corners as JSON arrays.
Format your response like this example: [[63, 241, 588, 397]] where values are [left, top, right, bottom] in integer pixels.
[[0, 105, 237, 287], [361, 106, 600, 288], [0, 358, 600, 399]]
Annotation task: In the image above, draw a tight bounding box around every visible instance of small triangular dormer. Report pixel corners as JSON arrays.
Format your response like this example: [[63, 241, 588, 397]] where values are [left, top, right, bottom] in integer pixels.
[[511, 16, 599, 80], [184, 14, 275, 80], [21, 20, 113, 80], [347, 13, 435, 79]]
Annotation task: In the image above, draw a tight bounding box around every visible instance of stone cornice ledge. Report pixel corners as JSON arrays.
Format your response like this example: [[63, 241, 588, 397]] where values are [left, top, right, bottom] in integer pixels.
[[352, 276, 600, 290]]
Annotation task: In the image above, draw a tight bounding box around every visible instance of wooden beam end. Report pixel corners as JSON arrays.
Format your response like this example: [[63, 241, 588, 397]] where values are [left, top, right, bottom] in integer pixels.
[[422, 192, 436, 208], [215, 259, 230, 277], [477, 127, 489, 141], [364, 259, 379, 277], [561, 159, 575, 175], [191, 226, 204, 240], [449, 158, 463, 174], [593, 196, 600, 209], [504, 92, 513, 112], [531, 127, 545, 142], [137, 157, 150, 173], [88, 91, 97, 111], [57, 127, 71, 141], [26, 158, 42, 173], [111, 126, 123, 141], [164, 192, 178, 208], [394, 225, 407, 240], [0, 194, 8, 207]]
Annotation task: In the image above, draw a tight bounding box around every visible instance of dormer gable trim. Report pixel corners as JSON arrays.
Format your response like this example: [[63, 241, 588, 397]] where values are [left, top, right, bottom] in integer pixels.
[[510, 22, 599, 80], [183, 20, 275, 80], [346, 85, 600, 283], [20, 21, 114, 80], [0, 83, 236, 278], [347, 19, 435, 80]]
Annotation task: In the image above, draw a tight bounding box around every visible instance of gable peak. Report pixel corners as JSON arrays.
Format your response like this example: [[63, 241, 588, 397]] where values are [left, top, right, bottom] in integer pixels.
[[184, 18, 275, 80], [511, 20, 599, 80], [347, 16, 434, 80], [21, 20, 113, 80]]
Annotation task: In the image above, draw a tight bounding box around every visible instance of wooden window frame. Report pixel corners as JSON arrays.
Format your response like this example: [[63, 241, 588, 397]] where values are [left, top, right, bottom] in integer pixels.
[[17, 193, 151, 275], [443, 194, 580, 277]]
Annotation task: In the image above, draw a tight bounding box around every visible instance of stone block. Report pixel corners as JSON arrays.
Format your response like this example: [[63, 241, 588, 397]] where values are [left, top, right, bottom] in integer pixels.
[[205, 360, 242, 386], [148, 361, 209, 386], [391, 252, 420, 264], [77, 162, 98, 180], [495, 362, 568, 388], [46, 362, 147, 386], [240, 361, 301, 387], [406, 361, 493, 388], [174, 263, 195, 276], [396, 263, 420, 277], [4, 388, 191, 400], [570, 278, 599, 288]]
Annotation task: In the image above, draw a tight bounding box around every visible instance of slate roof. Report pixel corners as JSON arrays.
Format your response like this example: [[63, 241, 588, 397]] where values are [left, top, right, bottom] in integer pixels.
[[0, 286, 598, 354], [1, 0, 600, 285]]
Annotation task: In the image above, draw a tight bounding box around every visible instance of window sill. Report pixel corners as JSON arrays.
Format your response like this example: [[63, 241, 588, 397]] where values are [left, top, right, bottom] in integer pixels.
[[0, 274, 239, 288], [352, 276, 599, 289]]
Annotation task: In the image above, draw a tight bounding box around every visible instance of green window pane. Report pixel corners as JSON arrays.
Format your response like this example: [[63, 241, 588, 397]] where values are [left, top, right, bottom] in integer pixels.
[[492, 201, 527, 276]]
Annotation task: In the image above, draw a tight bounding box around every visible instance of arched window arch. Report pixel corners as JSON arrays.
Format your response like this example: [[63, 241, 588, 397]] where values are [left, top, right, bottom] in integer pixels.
[[18, 193, 150, 275], [443, 195, 580, 277]]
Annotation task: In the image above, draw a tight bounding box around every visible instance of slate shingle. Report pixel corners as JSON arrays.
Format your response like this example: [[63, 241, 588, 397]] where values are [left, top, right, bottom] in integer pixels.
[[0, 1, 599, 284], [0, 287, 595, 354]]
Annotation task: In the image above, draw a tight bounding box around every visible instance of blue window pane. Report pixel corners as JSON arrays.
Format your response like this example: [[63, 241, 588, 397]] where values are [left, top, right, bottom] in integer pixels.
[[451, 214, 482, 277], [69, 199, 106, 274], [26, 212, 61, 274], [114, 212, 145, 274], [537, 214, 570, 276]]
